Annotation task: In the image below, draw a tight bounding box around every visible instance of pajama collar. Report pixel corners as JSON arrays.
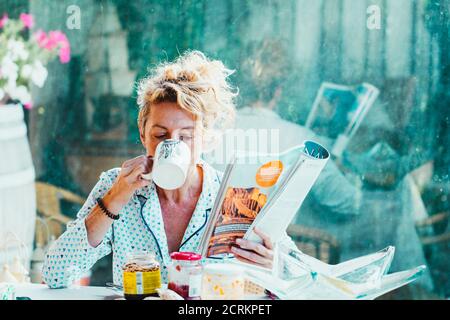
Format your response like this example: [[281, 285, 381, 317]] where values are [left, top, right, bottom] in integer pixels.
[[134, 160, 218, 264]]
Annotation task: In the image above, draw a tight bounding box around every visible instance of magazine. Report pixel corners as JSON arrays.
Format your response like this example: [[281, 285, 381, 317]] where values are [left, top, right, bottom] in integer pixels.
[[305, 82, 379, 157], [238, 242, 426, 300], [199, 140, 330, 258]]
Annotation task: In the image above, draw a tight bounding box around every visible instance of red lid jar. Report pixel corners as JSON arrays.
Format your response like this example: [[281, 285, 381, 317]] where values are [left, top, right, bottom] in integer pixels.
[[168, 252, 203, 300], [170, 252, 202, 261]]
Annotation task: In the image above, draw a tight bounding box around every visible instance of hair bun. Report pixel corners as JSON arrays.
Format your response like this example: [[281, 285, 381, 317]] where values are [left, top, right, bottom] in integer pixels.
[[178, 70, 199, 82], [164, 68, 177, 81]]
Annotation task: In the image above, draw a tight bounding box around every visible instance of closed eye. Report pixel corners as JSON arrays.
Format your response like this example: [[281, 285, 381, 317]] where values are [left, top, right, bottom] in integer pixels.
[[180, 135, 192, 141]]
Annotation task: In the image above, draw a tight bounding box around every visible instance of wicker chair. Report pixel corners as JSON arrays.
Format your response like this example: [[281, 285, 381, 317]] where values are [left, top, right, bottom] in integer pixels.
[[286, 224, 341, 265], [35, 182, 85, 245], [416, 211, 450, 244]]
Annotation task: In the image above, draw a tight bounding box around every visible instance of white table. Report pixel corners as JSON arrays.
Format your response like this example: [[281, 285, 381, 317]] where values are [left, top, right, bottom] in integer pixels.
[[11, 283, 267, 300], [13, 283, 123, 300]]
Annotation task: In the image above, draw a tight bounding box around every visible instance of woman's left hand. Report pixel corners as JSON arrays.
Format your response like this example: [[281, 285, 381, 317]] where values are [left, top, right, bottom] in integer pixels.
[[231, 227, 274, 269]]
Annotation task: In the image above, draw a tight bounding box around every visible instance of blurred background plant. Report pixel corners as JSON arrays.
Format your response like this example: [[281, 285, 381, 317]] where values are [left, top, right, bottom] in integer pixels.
[[0, 11, 70, 108]]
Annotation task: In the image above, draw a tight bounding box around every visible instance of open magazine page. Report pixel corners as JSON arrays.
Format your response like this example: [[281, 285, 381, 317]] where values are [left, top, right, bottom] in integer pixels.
[[356, 266, 427, 300], [332, 247, 395, 284], [305, 82, 379, 157], [240, 242, 425, 300], [274, 243, 395, 287], [306, 82, 379, 139], [199, 145, 306, 258], [199, 140, 329, 258], [241, 262, 357, 300], [243, 264, 426, 300], [245, 141, 330, 244]]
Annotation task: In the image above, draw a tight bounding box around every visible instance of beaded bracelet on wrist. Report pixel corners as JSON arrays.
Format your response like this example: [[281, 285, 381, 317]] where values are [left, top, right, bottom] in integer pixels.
[[96, 197, 120, 220]]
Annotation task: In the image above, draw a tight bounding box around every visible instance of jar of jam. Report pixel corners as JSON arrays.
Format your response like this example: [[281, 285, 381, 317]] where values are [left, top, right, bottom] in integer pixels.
[[168, 252, 203, 300], [122, 252, 161, 300]]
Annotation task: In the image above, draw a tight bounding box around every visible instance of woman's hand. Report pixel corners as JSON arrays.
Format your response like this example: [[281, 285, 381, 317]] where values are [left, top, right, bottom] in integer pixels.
[[85, 155, 152, 247], [231, 228, 274, 269], [105, 155, 153, 211]]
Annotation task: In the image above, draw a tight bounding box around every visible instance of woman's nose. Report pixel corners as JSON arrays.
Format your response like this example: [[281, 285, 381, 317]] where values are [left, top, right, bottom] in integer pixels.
[[169, 132, 180, 140]]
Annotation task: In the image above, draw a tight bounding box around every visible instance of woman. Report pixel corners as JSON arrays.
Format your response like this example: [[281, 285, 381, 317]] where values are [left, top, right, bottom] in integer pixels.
[[43, 51, 291, 288]]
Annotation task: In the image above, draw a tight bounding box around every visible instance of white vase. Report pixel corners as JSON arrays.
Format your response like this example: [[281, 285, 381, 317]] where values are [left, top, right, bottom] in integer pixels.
[[0, 104, 36, 271]]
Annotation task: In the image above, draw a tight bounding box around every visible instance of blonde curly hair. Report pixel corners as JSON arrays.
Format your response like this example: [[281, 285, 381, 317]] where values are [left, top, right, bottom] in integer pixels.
[[136, 50, 237, 148]]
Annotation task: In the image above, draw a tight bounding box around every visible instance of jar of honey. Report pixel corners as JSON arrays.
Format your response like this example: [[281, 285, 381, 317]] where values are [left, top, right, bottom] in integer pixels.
[[122, 252, 161, 300]]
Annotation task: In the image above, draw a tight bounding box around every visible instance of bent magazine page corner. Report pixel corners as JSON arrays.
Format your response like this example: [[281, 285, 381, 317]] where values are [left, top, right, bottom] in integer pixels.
[[198, 140, 330, 259]]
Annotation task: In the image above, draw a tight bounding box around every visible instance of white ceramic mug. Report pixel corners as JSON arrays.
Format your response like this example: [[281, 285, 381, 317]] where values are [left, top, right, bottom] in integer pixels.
[[141, 139, 191, 190]]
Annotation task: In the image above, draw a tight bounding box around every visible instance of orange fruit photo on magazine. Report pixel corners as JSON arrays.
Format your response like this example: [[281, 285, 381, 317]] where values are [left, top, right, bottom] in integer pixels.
[[255, 160, 284, 188]]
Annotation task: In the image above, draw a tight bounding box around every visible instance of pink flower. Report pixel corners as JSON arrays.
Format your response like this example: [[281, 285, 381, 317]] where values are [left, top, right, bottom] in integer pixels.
[[34, 29, 48, 48], [48, 31, 71, 63], [47, 31, 67, 51], [44, 37, 58, 50], [0, 14, 8, 28], [49, 30, 67, 43], [24, 102, 33, 110], [34, 29, 71, 63], [59, 44, 71, 64], [20, 13, 34, 29]]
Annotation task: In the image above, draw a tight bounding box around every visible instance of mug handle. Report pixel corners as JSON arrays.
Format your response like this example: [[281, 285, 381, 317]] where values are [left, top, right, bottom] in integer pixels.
[[141, 172, 152, 181], [140, 156, 154, 181]]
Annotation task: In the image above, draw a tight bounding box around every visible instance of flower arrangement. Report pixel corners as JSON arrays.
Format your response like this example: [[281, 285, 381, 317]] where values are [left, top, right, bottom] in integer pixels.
[[0, 13, 71, 109]]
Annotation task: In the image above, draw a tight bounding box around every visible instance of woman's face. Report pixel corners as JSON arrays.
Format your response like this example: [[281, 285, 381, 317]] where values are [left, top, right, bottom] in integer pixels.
[[140, 102, 203, 164]]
